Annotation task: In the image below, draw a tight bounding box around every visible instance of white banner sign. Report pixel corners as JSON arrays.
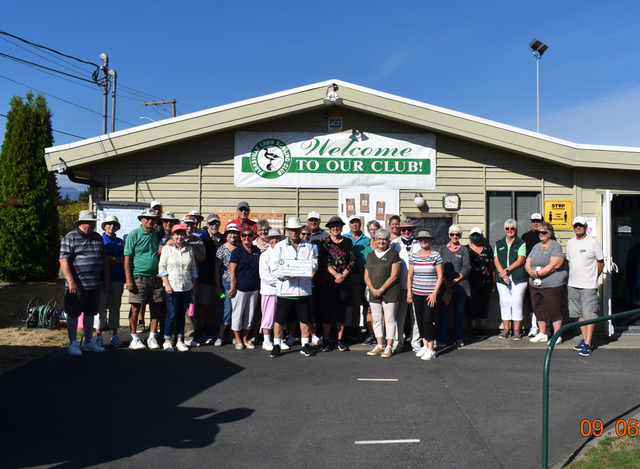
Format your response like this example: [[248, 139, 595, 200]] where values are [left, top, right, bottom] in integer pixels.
[[234, 131, 436, 189]]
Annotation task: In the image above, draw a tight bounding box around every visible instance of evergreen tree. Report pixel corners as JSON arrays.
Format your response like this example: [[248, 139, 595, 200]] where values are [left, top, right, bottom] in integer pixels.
[[0, 92, 60, 282]]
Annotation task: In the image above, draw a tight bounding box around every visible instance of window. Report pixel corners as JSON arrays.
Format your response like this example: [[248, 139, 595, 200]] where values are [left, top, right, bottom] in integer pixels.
[[487, 191, 541, 247]]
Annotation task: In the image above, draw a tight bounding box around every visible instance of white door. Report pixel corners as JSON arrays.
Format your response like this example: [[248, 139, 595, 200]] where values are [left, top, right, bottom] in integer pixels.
[[338, 188, 399, 234], [602, 189, 618, 336]]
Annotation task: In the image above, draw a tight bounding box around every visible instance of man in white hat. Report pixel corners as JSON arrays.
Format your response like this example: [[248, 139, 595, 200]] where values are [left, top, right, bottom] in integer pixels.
[[307, 211, 329, 244], [59, 210, 109, 356], [345, 215, 370, 341], [522, 213, 544, 337], [390, 220, 422, 352], [566, 216, 604, 357], [124, 208, 164, 350], [150, 201, 163, 218], [269, 217, 318, 357], [306, 211, 328, 346], [94, 215, 125, 347]]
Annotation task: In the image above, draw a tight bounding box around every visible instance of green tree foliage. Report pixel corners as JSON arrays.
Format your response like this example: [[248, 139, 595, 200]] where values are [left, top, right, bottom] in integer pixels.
[[57, 200, 88, 239], [0, 92, 60, 282]]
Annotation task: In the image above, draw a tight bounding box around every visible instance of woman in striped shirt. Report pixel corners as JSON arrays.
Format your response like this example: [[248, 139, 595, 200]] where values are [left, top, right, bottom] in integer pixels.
[[407, 230, 443, 361]]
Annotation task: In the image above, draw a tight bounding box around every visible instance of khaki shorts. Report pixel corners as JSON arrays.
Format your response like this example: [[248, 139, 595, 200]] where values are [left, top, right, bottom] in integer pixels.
[[568, 286, 599, 320], [128, 275, 165, 304]]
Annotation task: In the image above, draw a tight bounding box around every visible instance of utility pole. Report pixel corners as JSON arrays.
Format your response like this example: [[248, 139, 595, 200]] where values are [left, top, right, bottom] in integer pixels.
[[109, 69, 117, 132], [99, 53, 109, 134], [142, 99, 177, 117]]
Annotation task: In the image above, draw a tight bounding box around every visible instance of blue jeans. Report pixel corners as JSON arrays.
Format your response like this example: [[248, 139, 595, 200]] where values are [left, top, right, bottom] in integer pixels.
[[437, 294, 467, 343], [165, 291, 191, 340], [220, 278, 232, 326]]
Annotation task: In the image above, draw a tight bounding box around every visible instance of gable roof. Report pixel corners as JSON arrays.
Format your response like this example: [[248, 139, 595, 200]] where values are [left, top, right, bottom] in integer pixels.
[[44, 79, 640, 172]]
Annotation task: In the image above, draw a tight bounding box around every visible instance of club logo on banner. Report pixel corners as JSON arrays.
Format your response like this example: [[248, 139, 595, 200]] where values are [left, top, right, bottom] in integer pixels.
[[234, 131, 436, 189]]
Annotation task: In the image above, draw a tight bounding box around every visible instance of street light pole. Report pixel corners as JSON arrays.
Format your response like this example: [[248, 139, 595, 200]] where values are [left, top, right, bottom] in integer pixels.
[[529, 39, 548, 133]]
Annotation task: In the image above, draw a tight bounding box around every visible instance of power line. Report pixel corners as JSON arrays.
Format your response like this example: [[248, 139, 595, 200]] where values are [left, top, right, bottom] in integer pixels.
[[0, 29, 100, 68], [0, 52, 98, 84], [0, 35, 92, 77], [0, 74, 137, 127]]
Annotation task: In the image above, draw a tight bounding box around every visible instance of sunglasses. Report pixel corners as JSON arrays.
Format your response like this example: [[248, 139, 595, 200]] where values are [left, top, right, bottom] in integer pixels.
[[505, 227, 515, 231], [239, 208, 249, 213], [301, 232, 310, 236], [450, 233, 461, 237], [538, 231, 549, 235], [208, 221, 220, 226], [241, 233, 253, 238], [401, 228, 413, 232]]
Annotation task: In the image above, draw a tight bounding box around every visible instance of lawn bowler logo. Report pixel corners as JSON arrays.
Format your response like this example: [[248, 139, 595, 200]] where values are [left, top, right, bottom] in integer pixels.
[[249, 139, 292, 179]]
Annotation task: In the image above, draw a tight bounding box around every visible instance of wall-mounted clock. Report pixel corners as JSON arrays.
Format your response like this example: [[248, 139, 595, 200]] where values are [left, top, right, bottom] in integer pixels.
[[443, 193, 461, 211]]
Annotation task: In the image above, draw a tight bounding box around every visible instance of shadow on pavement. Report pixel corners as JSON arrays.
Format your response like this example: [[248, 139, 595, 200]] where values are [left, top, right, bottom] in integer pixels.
[[0, 347, 250, 468]]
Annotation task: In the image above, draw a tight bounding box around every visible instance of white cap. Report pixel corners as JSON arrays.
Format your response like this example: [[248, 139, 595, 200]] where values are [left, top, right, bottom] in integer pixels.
[[531, 213, 543, 221], [150, 200, 163, 208], [307, 211, 321, 220], [572, 216, 587, 226], [470, 227, 483, 235]]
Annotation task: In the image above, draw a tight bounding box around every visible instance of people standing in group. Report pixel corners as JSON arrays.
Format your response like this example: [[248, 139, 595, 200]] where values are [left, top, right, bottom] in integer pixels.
[[259, 228, 284, 351], [158, 223, 198, 352], [228, 201, 257, 232], [390, 220, 421, 353], [345, 216, 370, 342], [194, 214, 224, 345], [566, 217, 604, 356], [467, 227, 494, 340], [437, 225, 470, 348], [317, 216, 355, 351], [525, 222, 568, 343], [60, 210, 109, 356], [520, 213, 545, 337], [494, 219, 528, 340], [125, 208, 165, 350], [407, 230, 443, 361], [94, 215, 125, 348], [269, 218, 318, 358], [364, 228, 401, 358], [228, 227, 261, 350], [214, 223, 240, 346]]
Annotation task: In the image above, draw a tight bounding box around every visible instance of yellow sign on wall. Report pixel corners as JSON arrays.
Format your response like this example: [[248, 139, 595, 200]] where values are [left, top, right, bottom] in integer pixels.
[[543, 200, 573, 230]]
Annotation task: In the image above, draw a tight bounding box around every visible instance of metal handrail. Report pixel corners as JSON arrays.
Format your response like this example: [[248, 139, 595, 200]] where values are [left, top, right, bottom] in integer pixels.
[[542, 308, 640, 468]]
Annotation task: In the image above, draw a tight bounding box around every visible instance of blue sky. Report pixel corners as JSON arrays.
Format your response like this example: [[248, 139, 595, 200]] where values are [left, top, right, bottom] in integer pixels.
[[2, 1, 640, 195]]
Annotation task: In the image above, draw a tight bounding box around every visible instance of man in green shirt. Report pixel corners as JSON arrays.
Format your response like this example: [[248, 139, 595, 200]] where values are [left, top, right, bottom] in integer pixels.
[[125, 208, 165, 350]]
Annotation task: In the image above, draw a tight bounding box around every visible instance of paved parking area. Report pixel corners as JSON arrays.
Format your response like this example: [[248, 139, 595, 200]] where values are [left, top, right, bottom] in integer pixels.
[[2, 338, 639, 468]]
